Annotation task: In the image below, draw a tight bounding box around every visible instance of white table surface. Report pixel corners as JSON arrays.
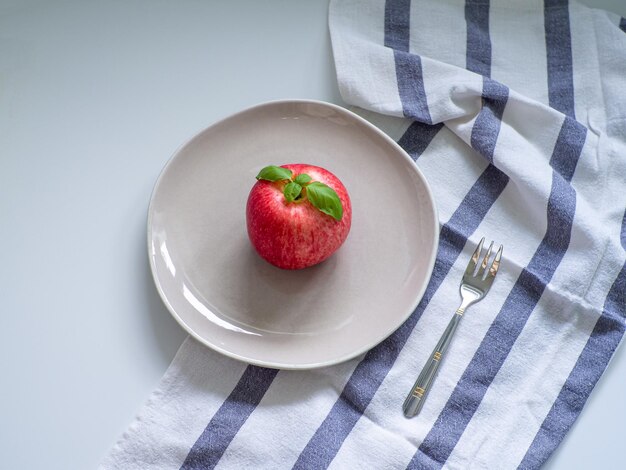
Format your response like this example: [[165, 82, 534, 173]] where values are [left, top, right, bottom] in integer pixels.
[[2, 1, 625, 469]]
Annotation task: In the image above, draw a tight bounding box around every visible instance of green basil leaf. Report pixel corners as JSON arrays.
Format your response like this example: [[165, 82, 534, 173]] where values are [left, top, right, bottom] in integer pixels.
[[294, 173, 312, 185], [306, 182, 343, 220], [256, 165, 293, 182], [283, 182, 302, 202]]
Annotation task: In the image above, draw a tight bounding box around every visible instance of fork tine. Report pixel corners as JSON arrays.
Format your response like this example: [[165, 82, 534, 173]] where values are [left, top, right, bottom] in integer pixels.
[[488, 245, 503, 278], [464, 237, 484, 277], [477, 241, 494, 277]]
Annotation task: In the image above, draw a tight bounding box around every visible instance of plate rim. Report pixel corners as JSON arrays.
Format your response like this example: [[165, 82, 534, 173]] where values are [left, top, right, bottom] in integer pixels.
[[146, 98, 440, 369]]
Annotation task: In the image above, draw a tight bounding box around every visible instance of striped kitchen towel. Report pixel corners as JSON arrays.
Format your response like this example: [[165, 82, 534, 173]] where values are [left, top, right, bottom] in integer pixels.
[[101, 0, 626, 469]]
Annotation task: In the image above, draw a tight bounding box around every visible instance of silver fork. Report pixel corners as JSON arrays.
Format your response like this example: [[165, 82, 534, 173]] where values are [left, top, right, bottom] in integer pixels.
[[402, 238, 503, 418]]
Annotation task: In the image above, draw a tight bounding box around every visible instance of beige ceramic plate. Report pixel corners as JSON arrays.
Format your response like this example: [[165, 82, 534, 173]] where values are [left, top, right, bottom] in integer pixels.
[[148, 100, 438, 369]]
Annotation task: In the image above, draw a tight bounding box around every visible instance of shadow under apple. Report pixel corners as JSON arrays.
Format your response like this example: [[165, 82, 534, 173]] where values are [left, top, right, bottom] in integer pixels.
[[221, 237, 344, 335]]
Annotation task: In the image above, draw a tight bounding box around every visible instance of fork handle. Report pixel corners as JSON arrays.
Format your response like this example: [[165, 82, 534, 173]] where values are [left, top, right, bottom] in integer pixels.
[[403, 312, 462, 418]]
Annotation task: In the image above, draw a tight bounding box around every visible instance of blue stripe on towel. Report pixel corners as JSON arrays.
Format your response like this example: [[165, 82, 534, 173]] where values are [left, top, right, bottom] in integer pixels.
[[471, 78, 509, 162], [550, 116, 584, 182], [387, 0, 442, 154], [465, 0, 491, 77], [545, 0, 576, 118], [180, 366, 279, 470], [386, 0, 446, 155], [386, 0, 433, 123], [384, 0, 432, 123], [519, 211, 626, 469], [465, 1, 509, 165], [384, 0, 410, 51], [397, 121, 444, 161], [394, 51, 434, 124]]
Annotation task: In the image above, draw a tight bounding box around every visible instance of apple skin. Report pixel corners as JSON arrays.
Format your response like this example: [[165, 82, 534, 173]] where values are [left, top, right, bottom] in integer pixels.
[[246, 163, 352, 270]]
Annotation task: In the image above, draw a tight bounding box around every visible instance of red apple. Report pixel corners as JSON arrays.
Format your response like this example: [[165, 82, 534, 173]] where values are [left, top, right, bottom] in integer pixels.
[[246, 163, 352, 270]]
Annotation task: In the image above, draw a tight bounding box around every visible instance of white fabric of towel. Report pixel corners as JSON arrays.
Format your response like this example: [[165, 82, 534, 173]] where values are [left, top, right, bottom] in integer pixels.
[[101, 1, 626, 469]]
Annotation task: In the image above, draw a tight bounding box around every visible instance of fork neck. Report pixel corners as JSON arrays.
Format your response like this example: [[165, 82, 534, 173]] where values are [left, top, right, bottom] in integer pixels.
[[457, 287, 483, 315], [455, 300, 472, 316]]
